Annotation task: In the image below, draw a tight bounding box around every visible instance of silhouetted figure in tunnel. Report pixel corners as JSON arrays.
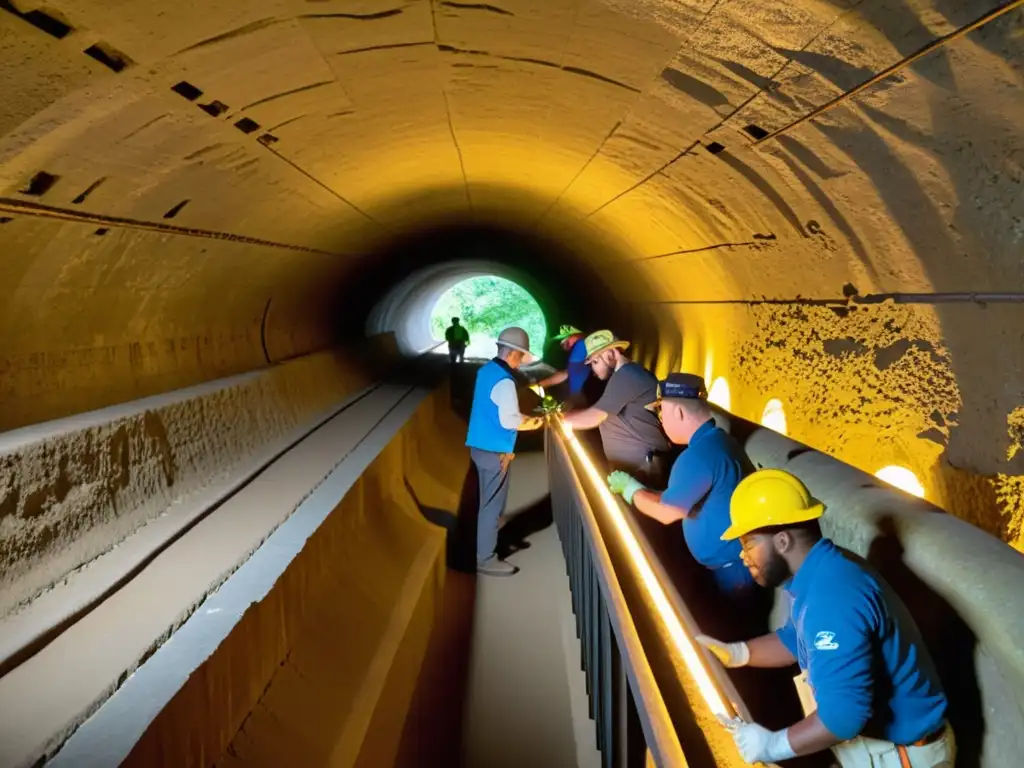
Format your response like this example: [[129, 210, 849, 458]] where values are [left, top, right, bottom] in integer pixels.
[[698, 470, 954, 768], [445, 317, 470, 365], [465, 327, 544, 577]]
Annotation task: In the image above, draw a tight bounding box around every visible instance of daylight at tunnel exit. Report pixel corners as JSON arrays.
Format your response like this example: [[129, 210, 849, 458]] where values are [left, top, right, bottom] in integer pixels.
[[0, 0, 1022, 767]]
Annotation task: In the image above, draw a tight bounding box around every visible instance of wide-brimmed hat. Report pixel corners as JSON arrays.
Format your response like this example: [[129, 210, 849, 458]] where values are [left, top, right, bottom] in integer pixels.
[[552, 324, 583, 341], [583, 330, 630, 362], [645, 373, 708, 412], [497, 327, 535, 361]]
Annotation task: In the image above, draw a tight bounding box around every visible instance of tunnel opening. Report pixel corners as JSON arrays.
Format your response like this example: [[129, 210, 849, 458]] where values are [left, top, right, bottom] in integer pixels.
[[353, 214, 653, 364], [428, 274, 547, 360]]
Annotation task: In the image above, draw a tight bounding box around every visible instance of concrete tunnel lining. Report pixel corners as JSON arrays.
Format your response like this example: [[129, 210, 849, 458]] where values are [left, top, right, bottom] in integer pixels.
[[1, 0, 1024, 758]]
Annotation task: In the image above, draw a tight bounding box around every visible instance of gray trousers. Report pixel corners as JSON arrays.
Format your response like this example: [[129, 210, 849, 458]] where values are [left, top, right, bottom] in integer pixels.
[[471, 448, 511, 563]]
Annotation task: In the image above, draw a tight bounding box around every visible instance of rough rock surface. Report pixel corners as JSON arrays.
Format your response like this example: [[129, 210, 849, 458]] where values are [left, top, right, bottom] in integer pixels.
[[0, 0, 1021, 547], [0, 348, 380, 618]]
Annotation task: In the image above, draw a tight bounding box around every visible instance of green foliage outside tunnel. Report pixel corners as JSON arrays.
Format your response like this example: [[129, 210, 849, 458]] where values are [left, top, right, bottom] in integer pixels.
[[430, 276, 547, 359]]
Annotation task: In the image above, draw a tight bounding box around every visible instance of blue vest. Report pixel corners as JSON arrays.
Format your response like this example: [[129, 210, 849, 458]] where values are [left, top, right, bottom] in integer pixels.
[[466, 360, 518, 453]]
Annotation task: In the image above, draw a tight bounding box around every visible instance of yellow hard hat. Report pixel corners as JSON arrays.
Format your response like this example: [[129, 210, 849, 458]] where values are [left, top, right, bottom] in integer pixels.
[[721, 469, 825, 541], [583, 329, 630, 362]]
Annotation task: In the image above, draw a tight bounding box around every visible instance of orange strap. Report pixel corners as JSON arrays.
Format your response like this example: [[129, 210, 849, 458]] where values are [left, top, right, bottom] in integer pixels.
[[897, 745, 912, 768]]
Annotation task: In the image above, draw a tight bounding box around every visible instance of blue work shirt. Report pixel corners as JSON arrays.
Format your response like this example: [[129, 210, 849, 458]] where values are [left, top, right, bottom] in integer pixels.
[[776, 539, 947, 744], [661, 419, 752, 567], [566, 337, 590, 395]]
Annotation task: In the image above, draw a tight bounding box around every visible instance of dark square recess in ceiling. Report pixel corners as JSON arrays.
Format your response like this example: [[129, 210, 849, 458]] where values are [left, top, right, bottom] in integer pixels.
[[705, 142, 726, 155], [172, 81, 203, 101], [235, 118, 261, 134], [743, 124, 770, 140], [84, 42, 131, 72], [21, 171, 59, 197]]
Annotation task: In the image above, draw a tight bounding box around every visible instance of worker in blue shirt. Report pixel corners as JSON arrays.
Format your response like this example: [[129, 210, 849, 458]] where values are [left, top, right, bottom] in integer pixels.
[[465, 327, 545, 577], [606, 373, 755, 595], [535, 325, 589, 406], [698, 469, 954, 767]]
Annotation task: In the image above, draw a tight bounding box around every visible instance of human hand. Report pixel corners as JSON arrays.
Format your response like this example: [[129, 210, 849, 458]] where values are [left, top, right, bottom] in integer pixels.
[[718, 716, 795, 765], [696, 634, 750, 668], [607, 471, 647, 505], [519, 415, 545, 431]]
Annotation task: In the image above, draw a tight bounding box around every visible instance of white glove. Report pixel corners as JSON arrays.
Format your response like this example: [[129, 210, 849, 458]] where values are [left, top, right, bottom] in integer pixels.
[[719, 716, 796, 764], [696, 634, 750, 668]]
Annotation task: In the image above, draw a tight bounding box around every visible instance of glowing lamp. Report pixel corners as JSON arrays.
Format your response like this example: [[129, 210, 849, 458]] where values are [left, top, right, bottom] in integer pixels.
[[760, 398, 788, 435], [875, 465, 925, 499]]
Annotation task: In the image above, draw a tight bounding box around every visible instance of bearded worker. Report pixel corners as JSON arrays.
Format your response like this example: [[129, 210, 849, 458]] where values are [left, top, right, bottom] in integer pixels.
[[699, 469, 954, 767]]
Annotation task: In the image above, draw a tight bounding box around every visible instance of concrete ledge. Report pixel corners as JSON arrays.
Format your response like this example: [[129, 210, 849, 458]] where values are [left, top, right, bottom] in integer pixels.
[[50, 384, 461, 767], [713, 410, 1024, 768], [0, 338, 397, 618]]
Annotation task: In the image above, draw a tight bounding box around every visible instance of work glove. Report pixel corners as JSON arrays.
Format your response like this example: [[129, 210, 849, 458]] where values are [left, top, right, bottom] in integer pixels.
[[607, 471, 647, 505], [540, 395, 563, 415], [696, 635, 750, 668], [718, 716, 796, 765]]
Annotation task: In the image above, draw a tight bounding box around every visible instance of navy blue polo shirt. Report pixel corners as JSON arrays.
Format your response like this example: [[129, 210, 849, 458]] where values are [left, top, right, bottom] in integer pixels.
[[566, 337, 590, 395], [660, 420, 752, 567], [776, 539, 947, 744]]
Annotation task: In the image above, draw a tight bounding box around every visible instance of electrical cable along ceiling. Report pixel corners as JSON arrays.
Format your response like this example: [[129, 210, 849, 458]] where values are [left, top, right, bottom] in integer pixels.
[[0, 0, 1022, 542]]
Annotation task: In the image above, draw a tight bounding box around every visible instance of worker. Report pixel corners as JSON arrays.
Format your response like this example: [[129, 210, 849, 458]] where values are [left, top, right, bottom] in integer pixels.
[[698, 469, 953, 767], [561, 330, 671, 483], [606, 373, 756, 596], [445, 317, 470, 365], [465, 327, 545, 577], [534, 325, 589, 405]]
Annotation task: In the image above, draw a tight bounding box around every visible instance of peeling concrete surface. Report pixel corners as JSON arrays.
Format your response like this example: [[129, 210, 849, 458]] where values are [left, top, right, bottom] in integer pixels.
[[0, 0, 1021, 552], [0, 345, 390, 618]]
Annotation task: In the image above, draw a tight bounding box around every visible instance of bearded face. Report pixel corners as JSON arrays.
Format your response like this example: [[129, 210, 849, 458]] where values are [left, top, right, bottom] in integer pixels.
[[740, 533, 792, 588]]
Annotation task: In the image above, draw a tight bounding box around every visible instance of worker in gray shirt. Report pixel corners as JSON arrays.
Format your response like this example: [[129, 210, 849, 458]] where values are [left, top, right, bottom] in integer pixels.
[[561, 330, 672, 484]]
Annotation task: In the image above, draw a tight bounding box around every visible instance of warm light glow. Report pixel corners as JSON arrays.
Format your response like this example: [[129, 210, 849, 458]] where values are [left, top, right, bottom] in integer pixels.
[[760, 398, 788, 435], [558, 419, 732, 718], [703, 351, 714, 385], [707, 377, 731, 410], [875, 465, 926, 499]]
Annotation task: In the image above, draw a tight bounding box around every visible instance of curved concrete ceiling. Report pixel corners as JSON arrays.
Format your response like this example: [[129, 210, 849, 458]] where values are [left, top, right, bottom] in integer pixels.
[[1, 0, 1022, 541]]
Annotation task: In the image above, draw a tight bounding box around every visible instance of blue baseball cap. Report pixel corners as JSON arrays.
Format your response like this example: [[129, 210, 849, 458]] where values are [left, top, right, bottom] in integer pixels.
[[645, 373, 708, 411]]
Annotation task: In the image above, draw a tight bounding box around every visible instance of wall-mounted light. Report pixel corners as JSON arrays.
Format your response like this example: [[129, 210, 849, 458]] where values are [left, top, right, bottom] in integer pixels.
[[708, 377, 731, 410], [760, 398, 788, 435], [874, 465, 925, 499]]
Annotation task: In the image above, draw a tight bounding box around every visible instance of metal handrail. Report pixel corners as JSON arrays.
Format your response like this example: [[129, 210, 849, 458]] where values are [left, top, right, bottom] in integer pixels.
[[549, 420, 761, 768], [547, 427, 687, 767]]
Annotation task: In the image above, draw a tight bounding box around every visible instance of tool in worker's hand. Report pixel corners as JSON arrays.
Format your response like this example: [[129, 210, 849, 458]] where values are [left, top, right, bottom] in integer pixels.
[[696, 634, 750, 668], [717, 714, 796, 765], [540, 395, 563, 415], [607, 471, 648, 505]]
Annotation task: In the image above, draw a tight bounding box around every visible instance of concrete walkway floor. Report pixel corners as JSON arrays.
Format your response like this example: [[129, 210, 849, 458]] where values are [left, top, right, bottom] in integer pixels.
[[460, 453, 601, 768]]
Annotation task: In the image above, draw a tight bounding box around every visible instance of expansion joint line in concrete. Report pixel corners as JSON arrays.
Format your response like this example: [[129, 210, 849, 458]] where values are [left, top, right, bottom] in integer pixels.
[[755, 0, 1024, 144], [0, 198, 350, 257], [636, 292, 1024, 306], [629, 241, 761, 261], [258, 145, 384, 227]]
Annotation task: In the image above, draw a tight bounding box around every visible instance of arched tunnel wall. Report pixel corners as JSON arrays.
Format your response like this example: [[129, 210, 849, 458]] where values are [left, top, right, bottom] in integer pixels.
[[1, 0, 1022, 546]]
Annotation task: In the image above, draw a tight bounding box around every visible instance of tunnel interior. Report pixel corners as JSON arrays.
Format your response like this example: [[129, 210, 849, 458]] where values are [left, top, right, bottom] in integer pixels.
[[2, 2, 1024, 763], [1, 0, 1023, 652]]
